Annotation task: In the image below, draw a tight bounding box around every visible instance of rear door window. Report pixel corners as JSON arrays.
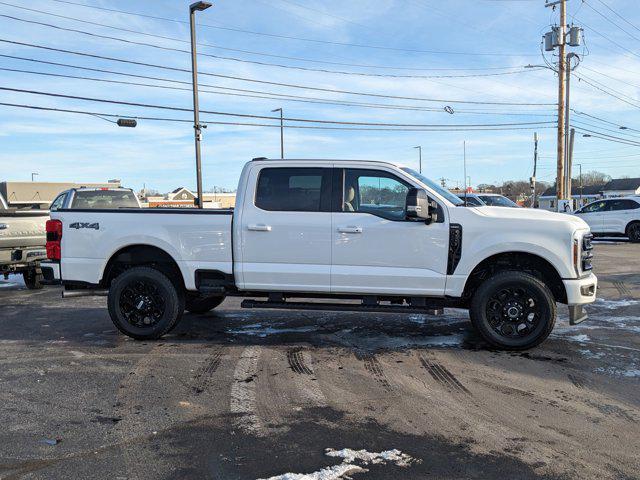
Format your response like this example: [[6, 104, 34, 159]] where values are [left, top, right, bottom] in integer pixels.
[[255, 168, 331, 212]]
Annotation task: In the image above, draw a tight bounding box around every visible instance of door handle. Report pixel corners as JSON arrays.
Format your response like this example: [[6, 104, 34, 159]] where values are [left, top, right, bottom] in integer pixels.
[[338, 226, 363, 234], [247, 224, 272, 232]]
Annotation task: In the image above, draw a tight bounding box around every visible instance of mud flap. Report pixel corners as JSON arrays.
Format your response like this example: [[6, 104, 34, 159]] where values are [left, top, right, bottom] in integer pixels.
[[569, 305, 588, 325]]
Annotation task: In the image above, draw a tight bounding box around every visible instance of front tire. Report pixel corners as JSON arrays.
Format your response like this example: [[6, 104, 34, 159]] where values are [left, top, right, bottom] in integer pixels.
[[185, 295, 225, 314], [469, 271, 556, 350], [627, 222, 640, 243], [107, 266, 185, 340]]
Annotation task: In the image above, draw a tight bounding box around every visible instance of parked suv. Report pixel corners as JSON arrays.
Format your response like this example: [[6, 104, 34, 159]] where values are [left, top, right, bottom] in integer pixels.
[[49, 187, 141, 211], [575, 197, 640, 242]]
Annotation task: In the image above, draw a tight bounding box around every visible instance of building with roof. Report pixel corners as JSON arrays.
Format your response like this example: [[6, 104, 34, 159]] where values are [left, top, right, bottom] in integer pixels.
[[601, 178, 640, 198], [537, 184, 604, 211]]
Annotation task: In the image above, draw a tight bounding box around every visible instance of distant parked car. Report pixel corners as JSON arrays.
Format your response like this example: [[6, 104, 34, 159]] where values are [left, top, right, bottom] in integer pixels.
[[49, 187, 141, 211], [574, 197, 640, 243], [456, 193, 520, 208]]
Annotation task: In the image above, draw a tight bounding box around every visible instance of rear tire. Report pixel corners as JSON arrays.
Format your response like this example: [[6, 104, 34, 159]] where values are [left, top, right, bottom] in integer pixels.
[[469, 271, 556, 350], [23, 269, 44, 290], [107, 266, 185, 340], [627, 222, 640, 243], [185, 295, 225, 314]]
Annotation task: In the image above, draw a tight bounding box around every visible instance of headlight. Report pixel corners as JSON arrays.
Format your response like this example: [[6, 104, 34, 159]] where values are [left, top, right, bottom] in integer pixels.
[[582, 233, 594, 272], [574, 232, 593, 276]]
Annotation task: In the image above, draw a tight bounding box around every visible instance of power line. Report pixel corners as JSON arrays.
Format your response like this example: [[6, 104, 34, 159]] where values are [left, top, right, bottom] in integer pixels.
[[574, 73, 640, 110], [42, 0, 538, 57], [592, 0, 640, 34], [582, 0, 640, 44], [0, 13, 545, 80], [0, 86, 557, 128], [0, 64, 557, 117], [574, 127, 640, 146], [0, 1, 532, 73], [0, 101, 556, 132], [572, 109, 640, 134], [0, 38, 555, 106]]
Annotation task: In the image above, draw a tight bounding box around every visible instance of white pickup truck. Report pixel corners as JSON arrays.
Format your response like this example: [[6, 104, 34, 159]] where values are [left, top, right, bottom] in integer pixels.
[[46, 159, 597, 350]]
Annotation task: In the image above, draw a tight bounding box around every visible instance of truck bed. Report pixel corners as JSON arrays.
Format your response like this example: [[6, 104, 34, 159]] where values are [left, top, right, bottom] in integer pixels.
[[55, 208, 233, 289]]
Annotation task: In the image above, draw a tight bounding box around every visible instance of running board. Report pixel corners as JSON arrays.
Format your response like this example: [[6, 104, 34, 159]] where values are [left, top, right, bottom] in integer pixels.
[[241, 299, 444, 315]]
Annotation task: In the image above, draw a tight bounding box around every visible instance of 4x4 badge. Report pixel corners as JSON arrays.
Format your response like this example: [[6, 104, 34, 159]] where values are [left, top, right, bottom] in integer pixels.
[[69, 222, 100, 230]]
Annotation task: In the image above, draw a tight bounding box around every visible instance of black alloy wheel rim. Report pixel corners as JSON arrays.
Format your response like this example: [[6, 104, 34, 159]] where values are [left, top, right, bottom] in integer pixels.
[[629, 224, 640, 242], [119, 280, 166, 328], [486, 285, 542, 339]]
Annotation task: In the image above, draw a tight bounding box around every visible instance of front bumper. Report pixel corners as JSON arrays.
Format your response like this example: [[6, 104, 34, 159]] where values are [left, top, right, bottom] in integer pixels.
[[563, 272, 597, 325], [40, 261, 61, 285]]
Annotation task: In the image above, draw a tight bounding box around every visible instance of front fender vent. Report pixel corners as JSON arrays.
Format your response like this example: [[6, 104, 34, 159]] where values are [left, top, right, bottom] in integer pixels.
[[447, 224, 463, 275]]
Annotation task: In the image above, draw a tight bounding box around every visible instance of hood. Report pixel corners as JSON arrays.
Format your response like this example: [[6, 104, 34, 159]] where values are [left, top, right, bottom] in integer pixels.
[[469, 206, 589, 229]]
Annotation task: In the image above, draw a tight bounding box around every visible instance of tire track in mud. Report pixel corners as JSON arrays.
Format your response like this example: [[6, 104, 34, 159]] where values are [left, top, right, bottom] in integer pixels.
[[418, 354, 471, 396], [567, 373, 585, 389], [192, 347, 224, 394], [287, 348, 313, 375], [355, 351, 393, 393], [612, 280, 632, 296], [230, 346, 264, 436]]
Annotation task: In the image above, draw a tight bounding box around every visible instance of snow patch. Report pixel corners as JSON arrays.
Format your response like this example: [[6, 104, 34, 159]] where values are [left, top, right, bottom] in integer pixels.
[[259, 464, 365, 480], [258, 448, 418, 480], [566, 334, 590, 343], [229, 324, 319, 337], [595, 299, 640, 310], [325, 448, 415, 467]]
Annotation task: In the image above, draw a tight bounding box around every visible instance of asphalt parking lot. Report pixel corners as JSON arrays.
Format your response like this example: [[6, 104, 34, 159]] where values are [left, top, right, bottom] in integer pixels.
[[1, 241, 639, 480]]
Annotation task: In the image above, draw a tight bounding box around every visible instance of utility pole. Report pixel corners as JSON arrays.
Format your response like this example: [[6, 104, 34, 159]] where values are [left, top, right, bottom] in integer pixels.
[[578, 163, 583, 207], [272, 108, 284, 158], [544, 0, 582, 211], [413, 146, 422, 173], [463, 141, 468, 205], [567, 127, 576, 208], [189, 1, 212, 209], [31, 172, 39, 182], [564, 53, 578, 205], [531, 132, 538, 208], [556, 0, 567, 203]]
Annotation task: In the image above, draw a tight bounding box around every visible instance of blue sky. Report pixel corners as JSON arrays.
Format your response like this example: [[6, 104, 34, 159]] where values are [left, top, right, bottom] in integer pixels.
[[0, 0, 639, 192]]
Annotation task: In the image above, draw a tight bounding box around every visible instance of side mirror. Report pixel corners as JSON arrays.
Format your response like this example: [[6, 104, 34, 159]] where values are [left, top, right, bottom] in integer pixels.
[[406, 188, 437, 224]]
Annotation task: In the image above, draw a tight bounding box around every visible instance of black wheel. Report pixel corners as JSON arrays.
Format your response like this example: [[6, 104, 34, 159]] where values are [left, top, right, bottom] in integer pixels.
[[107, 266, 185, 340], [185, 295, 225, 314], [627, 222, 640, 243], [23, 269, 44, 290], [469, 271, 556, 350]]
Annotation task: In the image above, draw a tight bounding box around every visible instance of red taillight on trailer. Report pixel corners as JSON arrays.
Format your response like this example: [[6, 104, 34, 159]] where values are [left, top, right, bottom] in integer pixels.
[[46, 219, 63, 260]]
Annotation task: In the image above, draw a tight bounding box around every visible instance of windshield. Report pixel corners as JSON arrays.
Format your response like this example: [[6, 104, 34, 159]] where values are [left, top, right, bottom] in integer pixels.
[[400, 167, 464, 205], [71, 190, 139, 209], [478, 195, 518, 207]]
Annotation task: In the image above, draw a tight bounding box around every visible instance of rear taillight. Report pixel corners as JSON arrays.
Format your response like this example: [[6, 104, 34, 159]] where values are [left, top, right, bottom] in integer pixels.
[[46, 219, 63, 260]]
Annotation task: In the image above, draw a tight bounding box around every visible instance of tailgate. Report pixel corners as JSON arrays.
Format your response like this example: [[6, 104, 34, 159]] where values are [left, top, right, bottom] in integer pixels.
[[0, 214, 48, 250]]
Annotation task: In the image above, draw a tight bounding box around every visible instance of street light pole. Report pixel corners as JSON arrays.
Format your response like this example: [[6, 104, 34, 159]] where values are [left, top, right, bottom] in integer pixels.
[[31, 172, 38, 182], [189, 1, 212, 209], [413, 146, 422, 173], [272, 108, 284, 158]]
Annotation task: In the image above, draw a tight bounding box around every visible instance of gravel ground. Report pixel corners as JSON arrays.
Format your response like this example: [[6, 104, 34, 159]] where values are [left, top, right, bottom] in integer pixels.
[[0, 241, 638, 480]]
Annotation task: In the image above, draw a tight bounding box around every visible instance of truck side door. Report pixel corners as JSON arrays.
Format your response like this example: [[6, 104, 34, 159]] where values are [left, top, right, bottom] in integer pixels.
[[331, 167, 448, 296], [238, 166, 333, 292]]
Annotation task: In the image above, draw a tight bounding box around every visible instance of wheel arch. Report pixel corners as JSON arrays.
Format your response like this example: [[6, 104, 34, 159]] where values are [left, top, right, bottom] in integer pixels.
[[101, 243, 185, 290], [462, 251, 567, 305]]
